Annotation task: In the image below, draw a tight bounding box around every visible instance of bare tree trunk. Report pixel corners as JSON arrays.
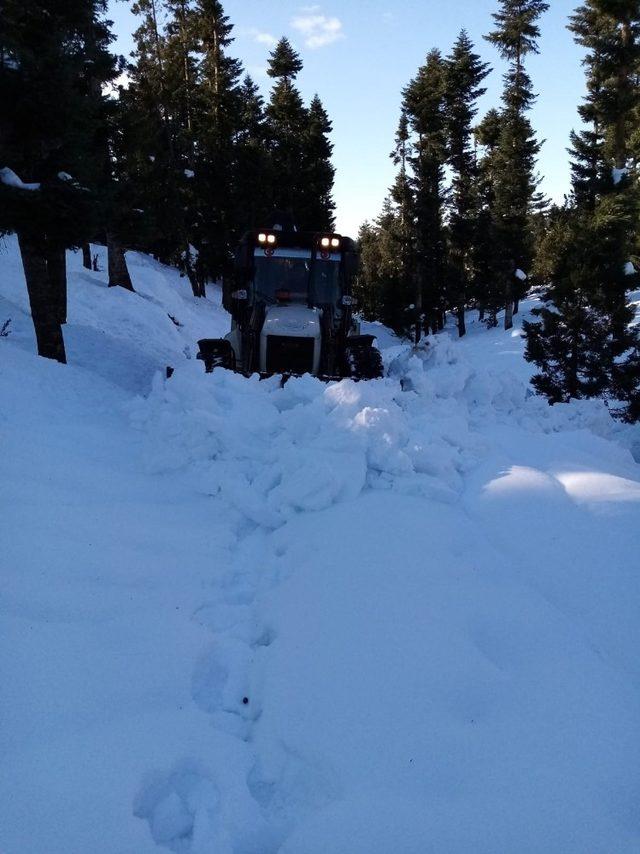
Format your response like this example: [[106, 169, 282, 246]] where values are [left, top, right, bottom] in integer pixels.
[[513, 298, 519, 315], [17, 231, 66, 363], [183, 244, 203, 298], [107, 233, 134, 291], [478, 306, 485, 322], [81, 242, 92, 270], [46, 245, 67, 324], [457, 303, 466, 337], [504, 296, 514, 331]]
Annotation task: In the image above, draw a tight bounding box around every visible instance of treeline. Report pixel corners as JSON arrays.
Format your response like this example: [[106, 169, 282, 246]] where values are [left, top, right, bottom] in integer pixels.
[[355, 0, 640, 420], [0, 0, 335, 362], [355, 1, 548, 340]]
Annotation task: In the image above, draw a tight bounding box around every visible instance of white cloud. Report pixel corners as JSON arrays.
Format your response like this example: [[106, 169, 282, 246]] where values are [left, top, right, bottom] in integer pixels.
[[242, 28, 278, 47], [291, 11, 344, 49]]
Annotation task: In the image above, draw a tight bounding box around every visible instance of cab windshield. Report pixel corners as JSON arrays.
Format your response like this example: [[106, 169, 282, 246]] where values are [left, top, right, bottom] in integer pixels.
[[253, 251, 342, 306], [254, 254, 310, 303]]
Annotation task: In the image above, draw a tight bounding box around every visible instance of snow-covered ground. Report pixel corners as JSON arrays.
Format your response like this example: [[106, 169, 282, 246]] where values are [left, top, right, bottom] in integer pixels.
[[1, 235, 639, 853]]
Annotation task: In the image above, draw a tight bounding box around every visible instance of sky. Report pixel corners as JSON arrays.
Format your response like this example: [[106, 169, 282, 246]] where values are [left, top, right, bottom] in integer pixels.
[[107, 0, 586, 237]]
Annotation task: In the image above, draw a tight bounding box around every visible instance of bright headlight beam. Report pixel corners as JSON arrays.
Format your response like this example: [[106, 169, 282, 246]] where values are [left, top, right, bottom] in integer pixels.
[[330, 237, 340, 248], [320, 237, 330, 248], [258, 233, 267, 243]]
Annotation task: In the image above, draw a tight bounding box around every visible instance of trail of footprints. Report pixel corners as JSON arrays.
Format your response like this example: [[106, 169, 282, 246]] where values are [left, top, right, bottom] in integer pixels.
[[134, 530, 329, 853]]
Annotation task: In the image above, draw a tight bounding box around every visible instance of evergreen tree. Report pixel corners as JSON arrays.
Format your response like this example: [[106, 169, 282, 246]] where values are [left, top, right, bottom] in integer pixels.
[[191, 0, 243, 285], [473, 108, 505, 325], [403, 49, 448, 337], [124, 0, 188, 270], [299, 95, 336, 230], [265, 38, 309, 223], [524, 0, 640, 419], [356, 199, 414, 337], [444, 30, 491, 337], [389, 110, 417, 338], [356, 111, 416, 337], [232, 74, 272, 231], [485, 0, 549, 329]]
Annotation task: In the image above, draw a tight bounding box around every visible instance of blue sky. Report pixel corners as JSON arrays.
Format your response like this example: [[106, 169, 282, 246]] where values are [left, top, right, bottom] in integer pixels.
[[108, 0, 586, 237]]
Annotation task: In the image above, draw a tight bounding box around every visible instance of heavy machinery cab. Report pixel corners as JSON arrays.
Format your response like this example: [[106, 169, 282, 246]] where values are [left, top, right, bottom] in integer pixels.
[[224, 229, 358, 314], [198, 225, 382, 381]]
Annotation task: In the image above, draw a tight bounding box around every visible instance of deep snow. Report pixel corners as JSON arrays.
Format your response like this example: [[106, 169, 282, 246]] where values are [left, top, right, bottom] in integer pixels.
[[1, 235, 640, 853]]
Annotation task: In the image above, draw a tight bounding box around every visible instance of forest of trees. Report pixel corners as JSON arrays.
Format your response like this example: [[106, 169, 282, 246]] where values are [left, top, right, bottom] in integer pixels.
[[0, 0, 335, 360], [356, 0, 640, 421], [0, 0, 639, 419]]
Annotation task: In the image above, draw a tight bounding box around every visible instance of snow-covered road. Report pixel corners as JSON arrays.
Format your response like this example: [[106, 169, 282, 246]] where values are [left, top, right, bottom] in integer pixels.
[[2, 237, 639, 852]]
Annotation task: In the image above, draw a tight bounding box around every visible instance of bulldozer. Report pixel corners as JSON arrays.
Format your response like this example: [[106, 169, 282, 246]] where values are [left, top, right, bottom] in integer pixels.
[[196, 222, 383, 381]]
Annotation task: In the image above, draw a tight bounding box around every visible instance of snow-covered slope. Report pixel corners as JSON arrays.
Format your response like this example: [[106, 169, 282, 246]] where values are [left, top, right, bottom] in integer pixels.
[[1, 235, 639, 854]]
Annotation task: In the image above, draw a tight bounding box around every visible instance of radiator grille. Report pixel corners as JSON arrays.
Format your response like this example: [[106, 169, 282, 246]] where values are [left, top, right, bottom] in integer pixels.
[[266, 335, 315, 375]]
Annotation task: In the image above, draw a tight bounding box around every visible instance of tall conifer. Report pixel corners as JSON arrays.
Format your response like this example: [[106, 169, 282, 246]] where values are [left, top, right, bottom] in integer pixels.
[[444, 31, 491, 336], [265, 38, 308, 223], [485, 0, 549, 329]]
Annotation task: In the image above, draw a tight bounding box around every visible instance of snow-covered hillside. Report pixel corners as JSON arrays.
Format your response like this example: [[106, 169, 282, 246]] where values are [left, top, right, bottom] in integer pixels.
[[2, 235, 640, 854]]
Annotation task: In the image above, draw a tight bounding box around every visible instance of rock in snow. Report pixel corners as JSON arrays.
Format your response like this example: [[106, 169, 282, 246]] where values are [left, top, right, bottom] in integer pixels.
[[1, 234, 640, 854]]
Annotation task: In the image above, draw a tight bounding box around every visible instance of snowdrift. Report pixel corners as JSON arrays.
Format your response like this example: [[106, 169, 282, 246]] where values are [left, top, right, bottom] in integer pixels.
[[1, 235, 639, 853]]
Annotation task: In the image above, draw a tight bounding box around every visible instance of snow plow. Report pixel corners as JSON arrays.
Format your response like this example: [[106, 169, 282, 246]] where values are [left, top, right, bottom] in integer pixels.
[[197, 223, 383, 381]]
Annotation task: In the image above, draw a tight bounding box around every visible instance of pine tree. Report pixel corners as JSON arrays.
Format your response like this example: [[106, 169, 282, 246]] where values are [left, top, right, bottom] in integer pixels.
[[356, 111, 416, 337], [265, 37, 309, 223], [524, 1, 640, 419], [124, 0, 185, 265], [403, 49, 448, 337], [473, 108, 505, 325], [444, 30, 491, 337], [299, 95, 336, 230], [191, 0, 243, 285], [389, 110, 417, 338], [232, 74, 272, 231], [485, 0, 549, 329]]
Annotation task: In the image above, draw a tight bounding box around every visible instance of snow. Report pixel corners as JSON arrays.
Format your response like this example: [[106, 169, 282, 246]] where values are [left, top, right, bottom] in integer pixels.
[[184, 169, 195, 178], [1, 234, 640, 853], [0, 166, 40, 190], [612, 166, 628, 185], [514, 267, 527, 281], [624, 260, 636, 275]]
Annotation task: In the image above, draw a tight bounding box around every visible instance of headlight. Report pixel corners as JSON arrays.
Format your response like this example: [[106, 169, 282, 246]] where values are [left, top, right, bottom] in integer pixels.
[[258, 233, 267, 243], [331, 237, 340, 248], [266, 234, 276, 244], [320, 237, 330, 248]]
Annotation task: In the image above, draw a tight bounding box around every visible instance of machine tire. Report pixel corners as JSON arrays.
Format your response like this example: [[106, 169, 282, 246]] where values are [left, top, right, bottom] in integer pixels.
[[196, 338, 237, 373], [343, 337, 384, 380]]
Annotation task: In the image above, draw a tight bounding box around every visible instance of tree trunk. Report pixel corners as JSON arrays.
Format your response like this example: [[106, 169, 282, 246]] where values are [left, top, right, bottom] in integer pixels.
[[81, 242, 92, 270], [183, 249, 202, 298], [46, 245, 67, 324], [478, 306, 485, 322], [457, 303, 466, 338], [504, 298, 514, 331], [513, 298, 519, 315], [17, 231, 66, 363], [107, 233, 134, 291]]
